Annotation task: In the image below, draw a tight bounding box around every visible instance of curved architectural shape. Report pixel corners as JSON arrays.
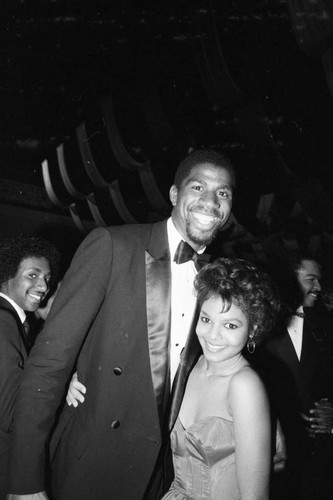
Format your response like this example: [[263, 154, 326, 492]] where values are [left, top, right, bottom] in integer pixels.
[[57, 143, 88, 200], [136, 45, 194, 156], [138, 165, 170, 214], [102, 95, 147, 171], [41, 158, 71, 209], [76, 121, 109, 189], [108, 181, 137, 223], [86, 193, 108, 227], [69, 203, 95, 234]]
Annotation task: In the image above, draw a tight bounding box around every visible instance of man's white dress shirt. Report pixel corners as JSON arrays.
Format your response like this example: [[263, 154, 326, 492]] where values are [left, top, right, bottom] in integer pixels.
[[167, 218, 204, 383], [287, 306, 304, 361]]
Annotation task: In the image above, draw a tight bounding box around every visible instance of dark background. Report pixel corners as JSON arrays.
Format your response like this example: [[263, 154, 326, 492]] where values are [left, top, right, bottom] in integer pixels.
[[1, 0, 333, 274]]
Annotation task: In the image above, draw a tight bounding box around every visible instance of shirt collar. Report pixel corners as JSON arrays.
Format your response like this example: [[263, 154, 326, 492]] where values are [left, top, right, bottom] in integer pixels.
[[0, 292, 26, 323], [167, 217, 206, 259]]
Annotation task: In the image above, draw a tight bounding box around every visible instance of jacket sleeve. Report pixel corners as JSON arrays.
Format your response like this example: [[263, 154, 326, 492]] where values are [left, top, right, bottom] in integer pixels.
[[0, 310, 27, 434], [8, 227, 114, 494]]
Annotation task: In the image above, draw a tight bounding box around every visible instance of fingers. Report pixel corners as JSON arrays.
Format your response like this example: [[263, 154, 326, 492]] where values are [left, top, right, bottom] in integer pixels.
[[72, 380, 87, 393], [301, 412, 333, 435], [66, 372, 86, 407], [66, 387, 85, 407], [315, 398, 333, 408], [273, 452, 287, 473], [7, 493, 49, 500]]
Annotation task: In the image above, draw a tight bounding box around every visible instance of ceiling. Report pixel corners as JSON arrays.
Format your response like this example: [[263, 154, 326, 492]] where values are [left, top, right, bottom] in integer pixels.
[[1, 0, 333, 265]]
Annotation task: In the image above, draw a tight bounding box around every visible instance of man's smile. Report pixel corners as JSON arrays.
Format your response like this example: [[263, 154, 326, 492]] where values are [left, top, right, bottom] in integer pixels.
[[28, 291, 45, 303], [190, 209, 222, 228]]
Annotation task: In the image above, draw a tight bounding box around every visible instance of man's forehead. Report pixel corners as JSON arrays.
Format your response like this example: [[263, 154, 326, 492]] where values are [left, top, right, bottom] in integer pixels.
[[298, 259, 321, 279], [18, 256, 51, 272], [184, 163, 232, 184]]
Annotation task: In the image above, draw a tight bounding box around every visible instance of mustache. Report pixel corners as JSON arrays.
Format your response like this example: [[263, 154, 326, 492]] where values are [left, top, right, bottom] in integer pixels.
[[191, 206, 222, 219]]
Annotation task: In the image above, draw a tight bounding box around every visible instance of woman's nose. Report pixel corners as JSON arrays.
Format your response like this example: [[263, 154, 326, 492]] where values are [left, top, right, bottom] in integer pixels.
[[210, 324, 222, 340]]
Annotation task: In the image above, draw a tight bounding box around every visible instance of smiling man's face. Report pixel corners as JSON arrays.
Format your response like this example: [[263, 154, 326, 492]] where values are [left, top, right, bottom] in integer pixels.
[[169, 162, 233, 251], [297, 259, 322, 308], [1, 256, 51, 312]]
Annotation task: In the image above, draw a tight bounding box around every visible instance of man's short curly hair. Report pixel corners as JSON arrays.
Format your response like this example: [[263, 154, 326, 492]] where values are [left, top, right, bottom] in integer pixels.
[[173, 149, 236, 190], [194, 257, 280, 344], [0, 234, 61, 288]]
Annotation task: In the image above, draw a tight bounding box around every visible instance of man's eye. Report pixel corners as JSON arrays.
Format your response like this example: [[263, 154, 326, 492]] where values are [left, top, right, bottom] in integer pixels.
[[201, 316, 210, 323], [193, 185, 203, 191], [218, 190, 231, 198]]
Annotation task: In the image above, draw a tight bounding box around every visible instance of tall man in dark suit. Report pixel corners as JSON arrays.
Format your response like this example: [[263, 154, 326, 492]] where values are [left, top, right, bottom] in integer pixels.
[[256, 254, 333, 500], [7, 149, 235, 500], [0, 235, 60, 499]]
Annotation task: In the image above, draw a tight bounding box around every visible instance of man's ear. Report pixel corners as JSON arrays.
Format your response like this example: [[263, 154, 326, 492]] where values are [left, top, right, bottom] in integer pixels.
[[169, 185, 178, 207]]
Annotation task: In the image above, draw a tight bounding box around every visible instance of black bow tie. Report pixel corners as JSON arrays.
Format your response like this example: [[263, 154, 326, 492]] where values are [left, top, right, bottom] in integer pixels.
[[174, 240, 210, 270], [294, 311, 305, 318], [23, 319, 30, 336]]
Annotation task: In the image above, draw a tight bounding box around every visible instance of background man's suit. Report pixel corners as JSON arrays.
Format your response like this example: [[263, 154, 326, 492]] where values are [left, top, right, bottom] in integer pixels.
[[9, 221, 200, 500], [0, 297, 29, 498], [255, 305, 333, 499]]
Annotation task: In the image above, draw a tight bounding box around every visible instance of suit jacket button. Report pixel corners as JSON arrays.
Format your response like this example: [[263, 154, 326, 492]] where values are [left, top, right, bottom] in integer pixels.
[[111, 420, 120, 429], [113, 367, 123, 376]]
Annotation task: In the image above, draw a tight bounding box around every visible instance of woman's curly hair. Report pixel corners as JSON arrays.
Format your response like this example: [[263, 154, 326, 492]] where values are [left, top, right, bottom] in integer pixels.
[[0, 234, 61, 289], [194, 257, 280, 344]]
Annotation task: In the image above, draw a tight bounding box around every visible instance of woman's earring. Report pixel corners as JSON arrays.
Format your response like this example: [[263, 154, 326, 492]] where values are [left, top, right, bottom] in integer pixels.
[[247, 334, 256, 354]]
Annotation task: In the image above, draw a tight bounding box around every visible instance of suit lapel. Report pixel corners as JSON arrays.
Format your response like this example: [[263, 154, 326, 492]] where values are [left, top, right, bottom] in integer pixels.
[[167, 248, 209, 430], [272, 328, 301, 383], [0, 297, 29, 353], [299, 316, 324, 383], [168, 306, 201, 431], [145, 221, 172, 427]]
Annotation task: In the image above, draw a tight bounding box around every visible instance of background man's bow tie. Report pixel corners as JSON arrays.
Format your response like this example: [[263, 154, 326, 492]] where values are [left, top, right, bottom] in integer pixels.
[[174, 240, 210, 270], [294, 311, 305, 318]]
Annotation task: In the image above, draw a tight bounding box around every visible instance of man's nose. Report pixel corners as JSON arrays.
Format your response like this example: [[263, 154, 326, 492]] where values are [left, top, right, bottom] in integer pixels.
[[37, 277, 49, 291], [201, 191, 220, 208], [314, 279, 321, 291]]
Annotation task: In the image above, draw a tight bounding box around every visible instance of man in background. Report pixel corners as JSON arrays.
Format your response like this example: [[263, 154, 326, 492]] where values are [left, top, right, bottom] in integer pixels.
[[257, 254, 333, 500], [0, 235, 59, 499]]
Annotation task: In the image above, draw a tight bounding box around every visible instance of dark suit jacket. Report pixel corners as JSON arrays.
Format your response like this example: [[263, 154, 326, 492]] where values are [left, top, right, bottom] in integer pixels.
[[0, 297, 29, 498], [8, 221, 199, 500], [255, 306, 333, 466]]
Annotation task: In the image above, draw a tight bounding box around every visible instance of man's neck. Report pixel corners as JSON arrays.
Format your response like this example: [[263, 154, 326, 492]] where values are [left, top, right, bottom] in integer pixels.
[[169, 217, 205, 253]]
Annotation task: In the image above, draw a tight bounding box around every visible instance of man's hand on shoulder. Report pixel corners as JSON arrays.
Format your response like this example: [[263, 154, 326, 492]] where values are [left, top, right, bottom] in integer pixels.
[[7, 492, 49, 500]]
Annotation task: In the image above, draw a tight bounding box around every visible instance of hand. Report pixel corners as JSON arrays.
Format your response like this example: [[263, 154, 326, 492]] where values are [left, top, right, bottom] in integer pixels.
[[7, 492, 49, 500], [273, 420, 287, 472], [301, 398, 333, 436], [66, 371, 86, 407]]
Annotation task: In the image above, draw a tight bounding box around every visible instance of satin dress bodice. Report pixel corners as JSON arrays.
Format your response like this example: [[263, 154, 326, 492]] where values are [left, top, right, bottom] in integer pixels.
[[162, 415, 239, 500]]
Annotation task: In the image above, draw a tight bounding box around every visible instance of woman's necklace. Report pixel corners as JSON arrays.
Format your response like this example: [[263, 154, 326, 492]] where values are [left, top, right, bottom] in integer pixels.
[[203, 354, 243, 377]]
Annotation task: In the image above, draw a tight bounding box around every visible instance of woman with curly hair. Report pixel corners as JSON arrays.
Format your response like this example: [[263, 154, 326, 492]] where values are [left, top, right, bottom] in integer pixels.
[[162, 257, 280, 500]]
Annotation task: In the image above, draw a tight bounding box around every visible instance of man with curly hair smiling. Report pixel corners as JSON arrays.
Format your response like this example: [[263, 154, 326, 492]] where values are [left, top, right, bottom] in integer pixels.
[[0, 234, 60, 498]]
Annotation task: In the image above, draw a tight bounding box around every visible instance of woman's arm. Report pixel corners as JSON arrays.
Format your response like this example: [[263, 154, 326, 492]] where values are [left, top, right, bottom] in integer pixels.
[[229, 367, 271, 500]]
